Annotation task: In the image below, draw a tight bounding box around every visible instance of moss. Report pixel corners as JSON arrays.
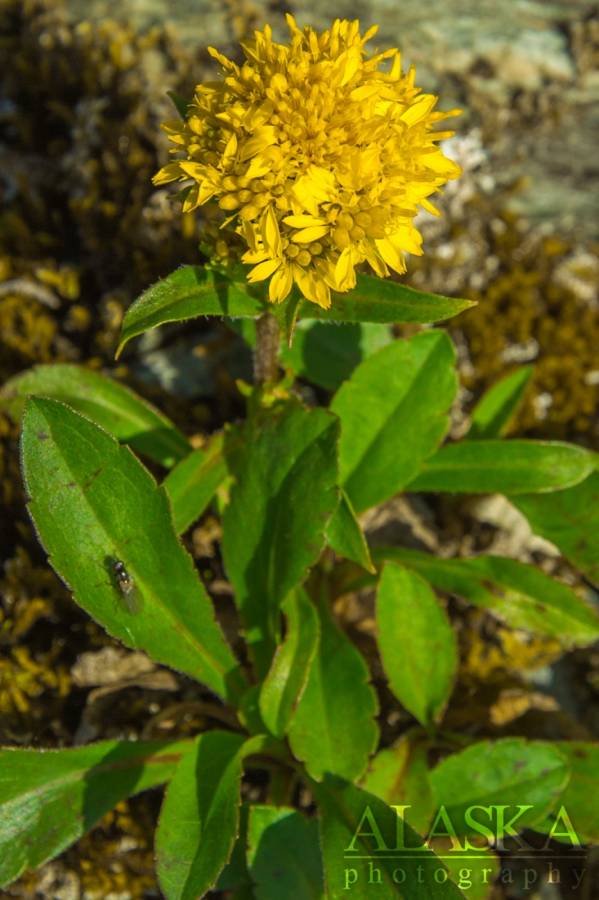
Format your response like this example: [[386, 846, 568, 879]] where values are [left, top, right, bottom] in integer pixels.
[[75, 799, 158, 899], [13, 796, 160, 899], [459, 228, 599, 442], [0, 294, 59, 376], [460, 612, 563, 683], [0, 0, 200, 299], [410, 202, 599, 443], [0, 645, 70, 717]]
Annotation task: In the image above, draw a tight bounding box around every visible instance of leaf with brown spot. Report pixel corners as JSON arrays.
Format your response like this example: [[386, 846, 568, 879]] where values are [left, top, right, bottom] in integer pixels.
[[374, 548, 599, 647], [21, 398, 245, 701], [0, 739, 190, 890]]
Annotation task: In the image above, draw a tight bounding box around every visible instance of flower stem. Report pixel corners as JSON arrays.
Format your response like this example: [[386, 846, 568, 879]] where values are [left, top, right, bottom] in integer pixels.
[[254, 312, 280, 384]]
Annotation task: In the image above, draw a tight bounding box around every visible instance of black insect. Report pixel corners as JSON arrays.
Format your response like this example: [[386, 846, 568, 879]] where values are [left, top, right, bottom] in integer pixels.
[[111, 558, 140, 614]]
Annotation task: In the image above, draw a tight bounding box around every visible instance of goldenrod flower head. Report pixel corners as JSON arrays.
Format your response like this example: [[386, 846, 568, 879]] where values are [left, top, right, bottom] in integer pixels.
[[154, 16, 461, 308]]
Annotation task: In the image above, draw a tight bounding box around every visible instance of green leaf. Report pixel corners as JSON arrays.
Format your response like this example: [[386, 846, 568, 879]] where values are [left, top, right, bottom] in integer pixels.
[[117, 266, 268, 357], [237, 685, 266, 735], [215, 804, 252, 891], [227, 316, 257, 347], [163, 433, 228, 534], [117, 266, 476, 356], [259, 590, 320, 738], [222, 401, 339, 675], [155, 731, 247, 900], [0, 739, 188, 889], [280, 321, 392, 390], [326, 491, 374, 573], [429, 738, 570, 836], [467, 367, 533, 439], [117, 268, 475, 357], [247, 806, 324, 899], [313, 776, 465, 899], [375, 547, 599, 647], [21, 398, 245, 701], [361, 736, 435, 835], [511, 471, 599, 585], [376, 564, 457, 727], [409, 439, 594, 494], [288, 593, 378, 782], [535, 742, 599, 844], [332, 331, 457, 512], [295, 272, 475, 325], [167, 90, 191, 118], [231, 887, 256, 899], [2, 363, 190, 468]]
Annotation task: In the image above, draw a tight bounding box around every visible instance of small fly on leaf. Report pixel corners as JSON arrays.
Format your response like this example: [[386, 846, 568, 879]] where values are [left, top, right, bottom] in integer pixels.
[[111, 559, 141, 614]]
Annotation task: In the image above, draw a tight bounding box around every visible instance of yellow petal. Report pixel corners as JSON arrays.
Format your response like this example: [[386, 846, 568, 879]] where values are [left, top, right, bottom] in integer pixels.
[[292, 166, 335, 215], [334, 248, 355, 291], [270, 73, 288, 93], [240, 220, 259, 253], [429, 131, 455, 142], [389, 52, 402, 79], [349, 83, 381, 102], [242, 247, 269, 264], [161, 121, 186, 138], [178, 161, 206, 180], [421, 198, 441, 217], [197, 181, 217, 204], [425, 152, 462, 178], [269, 264, 293, 302], [152, 163, 184, 185], [334, 48, 362, 86], [222, 132, 238, 165], [207, 46, 239, 71], [247, 258, 281, 282], [244, 157, 272, 180], [389, 224, 423, 256], [285, 13, 301, 34], [291, 179, 320, 217], [283, 214, 328, 228], [240, 126, 277, 161], [181, 185, 200, 213], [291, 225, 330, 243], [293, 266, 331, 308], [362, 24, 379, 43], [314, 258, 338, 290], [363, 243, 389, 278], [307, 165, 336, 193], [260, 205, 282, 257], [187, 116, 203, 135], [401, 93, 437, 126], [375, 238, 406, 274], [312, 279, 331, 309]]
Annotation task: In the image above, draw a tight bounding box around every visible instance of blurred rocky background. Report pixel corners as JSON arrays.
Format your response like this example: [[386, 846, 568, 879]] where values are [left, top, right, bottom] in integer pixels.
[[1, 0, 598, 897]]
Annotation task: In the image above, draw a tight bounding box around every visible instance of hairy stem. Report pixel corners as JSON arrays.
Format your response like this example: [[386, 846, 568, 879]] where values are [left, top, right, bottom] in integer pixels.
[[254, 312, 281, 384]]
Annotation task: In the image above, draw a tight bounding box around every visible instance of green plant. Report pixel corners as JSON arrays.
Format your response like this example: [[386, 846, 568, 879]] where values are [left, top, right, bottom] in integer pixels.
[[2, 16, 599, 900]]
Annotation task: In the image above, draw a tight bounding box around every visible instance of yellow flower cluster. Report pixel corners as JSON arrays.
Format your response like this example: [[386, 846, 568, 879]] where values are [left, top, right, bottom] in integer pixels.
[[154, 16, 461, 308]]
